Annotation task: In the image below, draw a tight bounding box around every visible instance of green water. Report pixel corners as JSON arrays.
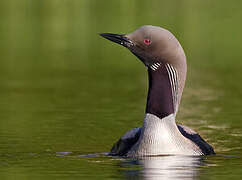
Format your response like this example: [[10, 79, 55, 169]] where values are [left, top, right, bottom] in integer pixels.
[[0, 0, 242, 179]]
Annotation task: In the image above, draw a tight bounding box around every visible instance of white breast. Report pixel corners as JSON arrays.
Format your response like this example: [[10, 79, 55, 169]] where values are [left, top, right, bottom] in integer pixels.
[[127, 113, 203, 157]]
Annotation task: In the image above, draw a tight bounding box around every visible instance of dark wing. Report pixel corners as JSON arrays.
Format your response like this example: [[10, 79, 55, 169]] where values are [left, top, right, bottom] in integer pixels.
[[177, 124, 215, 155], [109, 128, 141, 156]]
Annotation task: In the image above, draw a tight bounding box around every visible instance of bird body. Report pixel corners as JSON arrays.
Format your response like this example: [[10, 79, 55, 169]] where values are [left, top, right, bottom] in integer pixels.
[[110, 114, 214, 156], [100, 25, 215, 157], [127, 113, 203, 156]]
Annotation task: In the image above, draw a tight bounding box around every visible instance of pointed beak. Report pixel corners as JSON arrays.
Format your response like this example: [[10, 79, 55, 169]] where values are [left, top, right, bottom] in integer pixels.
[[99, 33, 133, 48]]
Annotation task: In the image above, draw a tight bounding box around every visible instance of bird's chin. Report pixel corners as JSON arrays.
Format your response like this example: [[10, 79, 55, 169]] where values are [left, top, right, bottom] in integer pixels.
[[130, 51, 155, 68]]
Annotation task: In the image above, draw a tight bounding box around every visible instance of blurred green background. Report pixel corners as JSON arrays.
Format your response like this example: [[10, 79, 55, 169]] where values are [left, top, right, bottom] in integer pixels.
[[0, 0, 242, 179]]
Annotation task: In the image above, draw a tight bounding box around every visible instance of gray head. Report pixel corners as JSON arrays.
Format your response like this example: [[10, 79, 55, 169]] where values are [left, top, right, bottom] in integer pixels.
[[100, 25, 187, 114]]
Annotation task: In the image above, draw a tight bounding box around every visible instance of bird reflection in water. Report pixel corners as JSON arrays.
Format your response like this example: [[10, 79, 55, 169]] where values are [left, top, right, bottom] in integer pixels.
[[119, 155, 205, 180]]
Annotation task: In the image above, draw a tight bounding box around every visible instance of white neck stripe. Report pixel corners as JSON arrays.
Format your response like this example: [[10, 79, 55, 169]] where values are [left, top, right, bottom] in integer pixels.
[[165, 63, 178, 113]]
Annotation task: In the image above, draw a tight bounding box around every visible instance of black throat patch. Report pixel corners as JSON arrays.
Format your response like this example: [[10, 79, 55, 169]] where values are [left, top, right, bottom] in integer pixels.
[[145, 63, 174, 119]]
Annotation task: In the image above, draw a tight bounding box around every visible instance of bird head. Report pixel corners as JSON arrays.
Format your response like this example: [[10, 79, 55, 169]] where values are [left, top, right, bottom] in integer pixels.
[[100, 25, 187, 110], [100, 25, 186, 72]]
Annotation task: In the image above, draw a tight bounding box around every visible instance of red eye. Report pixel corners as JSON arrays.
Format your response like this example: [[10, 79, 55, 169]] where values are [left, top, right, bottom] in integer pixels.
[[144, 39, 151, 45]]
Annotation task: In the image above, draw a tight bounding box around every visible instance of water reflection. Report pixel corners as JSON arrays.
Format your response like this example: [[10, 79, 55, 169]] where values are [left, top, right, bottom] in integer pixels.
[[121, 155, 205, 180]]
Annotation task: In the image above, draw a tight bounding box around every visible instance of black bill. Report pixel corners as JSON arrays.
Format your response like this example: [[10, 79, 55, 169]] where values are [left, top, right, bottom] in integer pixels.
[[100, 33, 133, 47]]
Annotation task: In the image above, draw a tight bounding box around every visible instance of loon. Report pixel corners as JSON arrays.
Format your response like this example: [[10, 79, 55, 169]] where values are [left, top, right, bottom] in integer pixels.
[[100, 25, 215, 157]]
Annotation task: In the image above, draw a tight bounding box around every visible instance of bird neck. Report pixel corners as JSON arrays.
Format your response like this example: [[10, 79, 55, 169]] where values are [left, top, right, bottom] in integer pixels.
[[145, 64, 177, 119]]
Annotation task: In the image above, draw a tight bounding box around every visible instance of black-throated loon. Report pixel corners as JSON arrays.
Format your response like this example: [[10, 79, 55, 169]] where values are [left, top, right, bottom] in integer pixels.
[[100, 25, 215, 157]]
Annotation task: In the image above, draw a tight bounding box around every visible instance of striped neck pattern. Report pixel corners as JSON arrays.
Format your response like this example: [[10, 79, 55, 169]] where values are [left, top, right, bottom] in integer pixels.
[[165, 63, 179, 114]]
